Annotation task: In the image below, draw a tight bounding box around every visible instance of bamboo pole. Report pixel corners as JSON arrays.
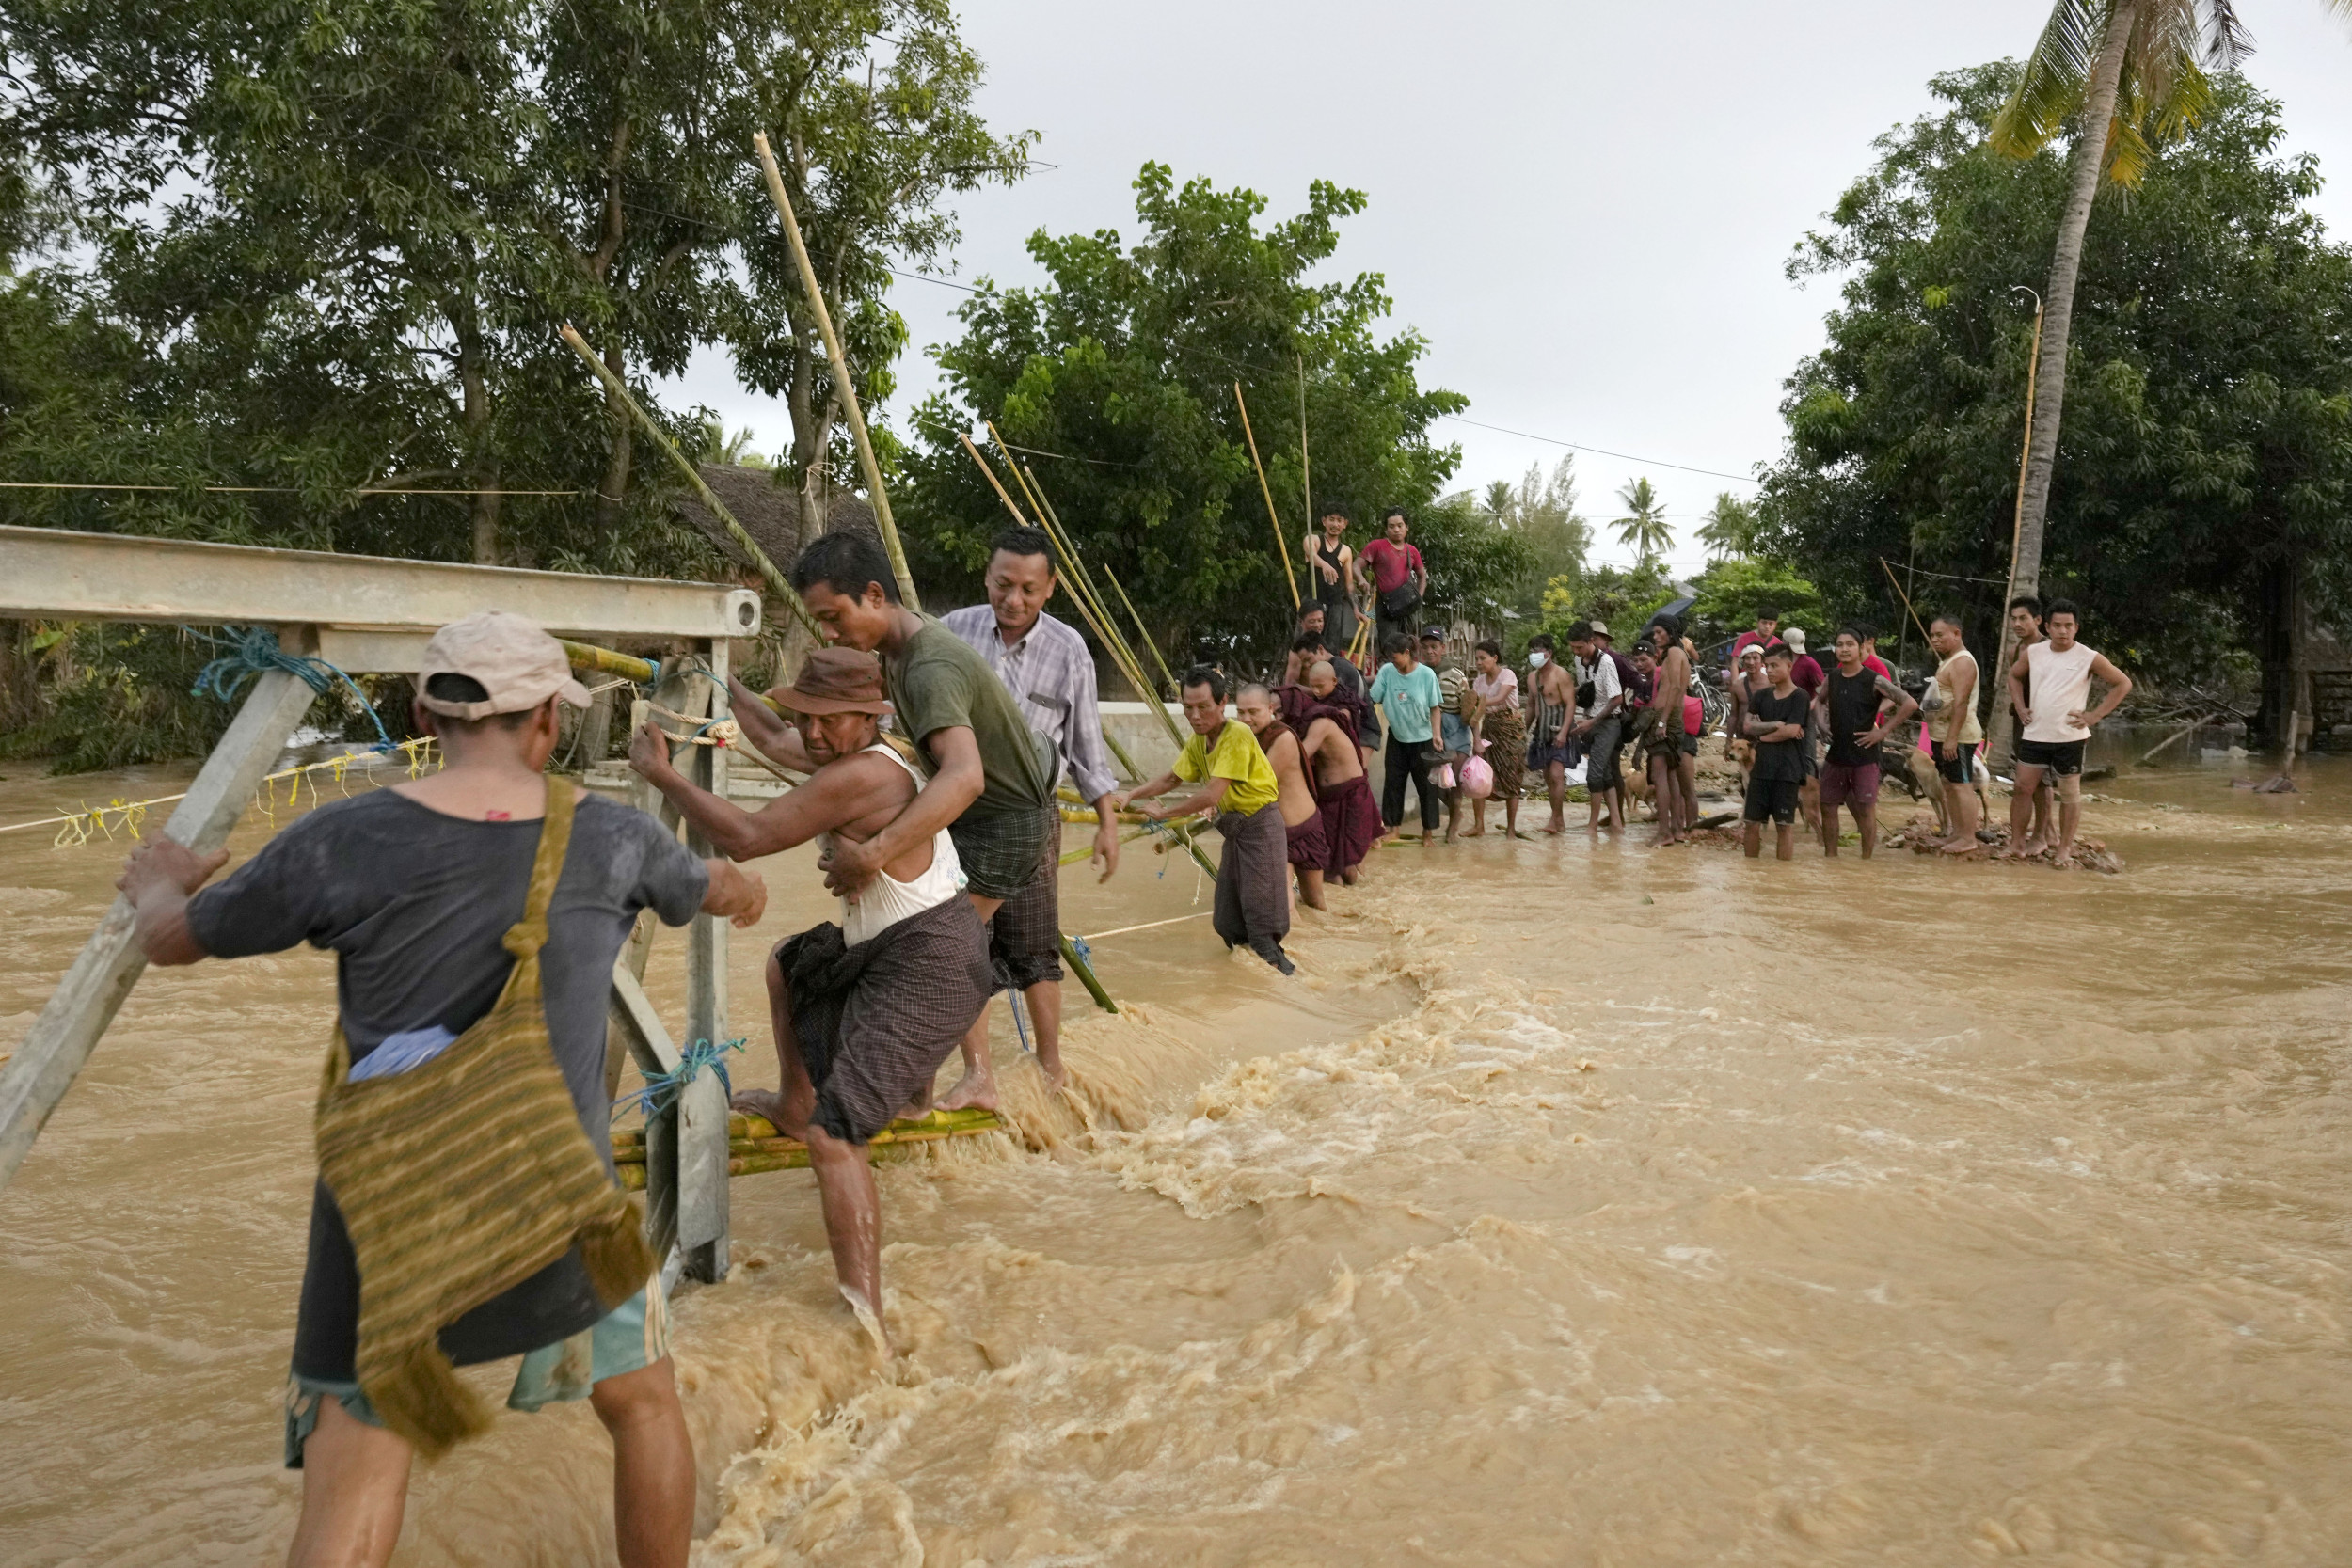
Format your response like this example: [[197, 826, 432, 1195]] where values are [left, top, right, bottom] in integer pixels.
[[961, 434, 1037, 530], [559, 640, 658, 684], [1022, 464, 1181, 698], [1877, 557, 1934, 649], [1061, 823, 1155, 863], [557, 324, 823, 641], [751, 133, 919, 611], [986, 423, 1048, 523], [1061, 934, 1118, 1013], [614, 1106, 1000, 1150], [1233, 382, 1299, 607]]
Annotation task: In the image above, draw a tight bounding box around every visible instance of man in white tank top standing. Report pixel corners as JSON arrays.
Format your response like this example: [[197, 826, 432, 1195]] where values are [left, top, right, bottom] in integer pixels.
[[629, 648, 993, 1346], [2004, 598, 2133, 865]]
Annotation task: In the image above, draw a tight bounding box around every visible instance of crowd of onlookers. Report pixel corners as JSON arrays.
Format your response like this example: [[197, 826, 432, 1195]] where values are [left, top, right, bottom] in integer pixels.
[[1256, 499, 2135, 876]]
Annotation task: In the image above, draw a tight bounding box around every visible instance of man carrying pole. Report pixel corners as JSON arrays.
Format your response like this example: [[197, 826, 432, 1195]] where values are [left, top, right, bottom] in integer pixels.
[[1113, 667, 1295, 974], [726, 532, 1061, 1113], [941, 524, 1123, 1092], [115, 611, 767, 1568]]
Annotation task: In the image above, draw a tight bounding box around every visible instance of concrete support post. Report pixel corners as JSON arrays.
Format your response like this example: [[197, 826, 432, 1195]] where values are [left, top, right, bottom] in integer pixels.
[[678, 639, 731, 1282]]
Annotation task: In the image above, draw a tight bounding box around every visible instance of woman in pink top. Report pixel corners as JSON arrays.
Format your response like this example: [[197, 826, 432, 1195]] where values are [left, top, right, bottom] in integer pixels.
[[1468, 639, 1523, 838]]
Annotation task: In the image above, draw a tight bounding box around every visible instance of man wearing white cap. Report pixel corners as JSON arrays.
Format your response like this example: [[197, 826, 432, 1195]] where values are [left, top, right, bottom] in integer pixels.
[[115, 609, 767, 1568]]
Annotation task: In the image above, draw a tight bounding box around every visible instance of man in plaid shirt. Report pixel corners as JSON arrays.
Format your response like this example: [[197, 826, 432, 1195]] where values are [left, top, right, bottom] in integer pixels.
[[941, 525, 1122, 1097]]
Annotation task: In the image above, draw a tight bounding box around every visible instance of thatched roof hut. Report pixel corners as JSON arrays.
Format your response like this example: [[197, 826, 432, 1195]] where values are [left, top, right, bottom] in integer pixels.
[[670, 464, 880, 578]]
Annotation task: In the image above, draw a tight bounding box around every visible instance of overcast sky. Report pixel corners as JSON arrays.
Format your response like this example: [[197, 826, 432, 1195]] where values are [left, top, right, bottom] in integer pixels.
[[665, 0, 2352, 581]]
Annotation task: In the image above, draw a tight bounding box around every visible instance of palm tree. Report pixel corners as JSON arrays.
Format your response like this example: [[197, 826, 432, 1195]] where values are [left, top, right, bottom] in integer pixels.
[[1695, 492, 1757, 560], [1482, 479, 1518, 522], [1984, 0, 2347, 758], [1612, 478, 1673, 567]]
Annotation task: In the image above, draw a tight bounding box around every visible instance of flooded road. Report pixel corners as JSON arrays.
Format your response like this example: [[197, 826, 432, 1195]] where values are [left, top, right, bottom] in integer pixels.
[[4, 752, 2349, 1565]]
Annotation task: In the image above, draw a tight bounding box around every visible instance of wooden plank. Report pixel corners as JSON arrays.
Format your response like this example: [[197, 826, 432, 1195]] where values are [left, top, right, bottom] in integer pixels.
[[0, 665, 321, 1190], [678, 641, 731, 1282], [0, 524, 760, 641]]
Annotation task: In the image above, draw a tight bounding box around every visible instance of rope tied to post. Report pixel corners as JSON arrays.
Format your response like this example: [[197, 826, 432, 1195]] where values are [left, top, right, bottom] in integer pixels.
[[611, 1037, 745, 1121], [192, 626, 397, 752]]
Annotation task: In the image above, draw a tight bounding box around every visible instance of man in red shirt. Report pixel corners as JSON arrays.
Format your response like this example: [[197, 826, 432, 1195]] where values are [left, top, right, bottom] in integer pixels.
[[1359, 506, 1428, 654], [1725, 605, 1779, 680], [1858, 625, 1894, 683]]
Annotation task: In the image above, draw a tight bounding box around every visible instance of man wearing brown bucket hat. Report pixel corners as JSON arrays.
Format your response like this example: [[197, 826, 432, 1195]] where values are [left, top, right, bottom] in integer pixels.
[[117, 608, 767, 1568], [725, 531, 1061, 1116], [629, 645, 993, 1347]]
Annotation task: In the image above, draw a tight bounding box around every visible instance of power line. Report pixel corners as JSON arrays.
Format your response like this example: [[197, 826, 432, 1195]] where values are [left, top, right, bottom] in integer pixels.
[[1438, 415, 1763, 486], [0, 483, 583, 496]]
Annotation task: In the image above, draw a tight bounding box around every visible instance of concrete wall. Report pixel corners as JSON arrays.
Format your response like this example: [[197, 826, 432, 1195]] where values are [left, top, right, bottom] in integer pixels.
[[1101, 700, 1189, 780]]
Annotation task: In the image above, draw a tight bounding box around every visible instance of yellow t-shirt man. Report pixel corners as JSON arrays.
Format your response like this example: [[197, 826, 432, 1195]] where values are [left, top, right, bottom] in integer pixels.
[[1173, 720, 1280, 816]]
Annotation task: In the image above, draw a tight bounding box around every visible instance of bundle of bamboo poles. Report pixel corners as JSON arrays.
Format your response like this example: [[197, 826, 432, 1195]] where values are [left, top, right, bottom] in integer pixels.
[[610, 1106, 1005, 1189], [957, 426, 1218, 879]]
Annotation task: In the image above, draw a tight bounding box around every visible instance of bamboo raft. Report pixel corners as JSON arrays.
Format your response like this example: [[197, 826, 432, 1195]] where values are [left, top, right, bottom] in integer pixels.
[[609, 1106, 1006, 1190]]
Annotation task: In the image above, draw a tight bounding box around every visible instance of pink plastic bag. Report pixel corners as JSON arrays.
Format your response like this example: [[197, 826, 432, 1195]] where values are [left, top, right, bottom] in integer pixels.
[[1432, 761, 1455, 790], [1460, 755, 1494, 799]]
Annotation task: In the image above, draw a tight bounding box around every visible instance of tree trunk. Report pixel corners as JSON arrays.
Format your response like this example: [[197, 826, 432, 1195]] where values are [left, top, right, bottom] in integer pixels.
[[2257, 554, 2312, 752], [462, 342, 501, 566], [596, 339, 631, 535], [1986, 0, 2136, 770]]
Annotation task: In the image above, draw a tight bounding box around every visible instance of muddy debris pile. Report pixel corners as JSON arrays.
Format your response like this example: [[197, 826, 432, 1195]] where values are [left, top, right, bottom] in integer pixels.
[[1888, 816, 2124, 874]]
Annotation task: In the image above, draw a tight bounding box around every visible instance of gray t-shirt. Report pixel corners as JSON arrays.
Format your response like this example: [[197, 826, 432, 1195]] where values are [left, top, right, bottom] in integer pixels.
[[188, 789, 707, 1378]]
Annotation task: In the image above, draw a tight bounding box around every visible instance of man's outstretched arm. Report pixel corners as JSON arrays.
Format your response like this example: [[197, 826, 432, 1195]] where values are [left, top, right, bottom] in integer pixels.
[[698, 860, 768, 927]]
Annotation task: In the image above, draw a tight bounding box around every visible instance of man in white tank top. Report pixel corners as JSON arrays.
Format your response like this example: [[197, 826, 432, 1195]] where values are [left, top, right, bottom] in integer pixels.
[[2003, 599, 2133, 865], [628, 647, 992, 1344]]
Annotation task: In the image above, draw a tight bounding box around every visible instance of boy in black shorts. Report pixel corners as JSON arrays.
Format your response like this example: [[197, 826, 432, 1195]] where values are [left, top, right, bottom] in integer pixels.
[[1740, 642, 1809, 861]]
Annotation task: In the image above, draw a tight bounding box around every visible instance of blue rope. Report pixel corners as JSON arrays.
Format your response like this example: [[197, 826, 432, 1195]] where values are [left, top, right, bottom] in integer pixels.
[[1005, 988, 1032, 1053], [1067, 934, 1094, 966], [191, 626, 396, 752], [611, 1037, 745, 1121]]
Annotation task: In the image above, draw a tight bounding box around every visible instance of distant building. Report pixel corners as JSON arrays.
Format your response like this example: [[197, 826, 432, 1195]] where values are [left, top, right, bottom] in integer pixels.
[[668, 464, 880, 588]]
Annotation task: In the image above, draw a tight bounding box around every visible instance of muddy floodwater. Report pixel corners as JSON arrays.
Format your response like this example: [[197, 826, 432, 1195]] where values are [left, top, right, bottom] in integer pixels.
[[4, 752, 2349, 1565]]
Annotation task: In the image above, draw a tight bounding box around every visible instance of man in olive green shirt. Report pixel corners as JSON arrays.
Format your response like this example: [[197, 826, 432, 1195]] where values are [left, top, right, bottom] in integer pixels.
[[728, 531, 1059, 1110]]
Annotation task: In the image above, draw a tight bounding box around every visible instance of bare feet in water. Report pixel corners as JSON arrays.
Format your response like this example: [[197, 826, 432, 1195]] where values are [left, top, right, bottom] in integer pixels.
[[936, 1063, 999, 1113]]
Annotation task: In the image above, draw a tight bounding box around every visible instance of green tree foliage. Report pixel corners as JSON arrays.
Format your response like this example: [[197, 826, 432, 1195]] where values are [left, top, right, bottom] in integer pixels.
[[901, 164, 1477, 673], [1686, 560, 1827, 650], [0, 0, 1023, 570], [1537, 562, 1677, 651], [1610, 477, 1673, 567], [1412, 490, 1538, 629], [1694, 491, 1762, 560], [1484, 458, 1592, 614], [1756, 65, 2352, 703]]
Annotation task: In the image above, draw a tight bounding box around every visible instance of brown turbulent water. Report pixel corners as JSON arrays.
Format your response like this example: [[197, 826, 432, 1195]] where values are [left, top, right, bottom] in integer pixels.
[[3, 751, 2349, 1566]]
